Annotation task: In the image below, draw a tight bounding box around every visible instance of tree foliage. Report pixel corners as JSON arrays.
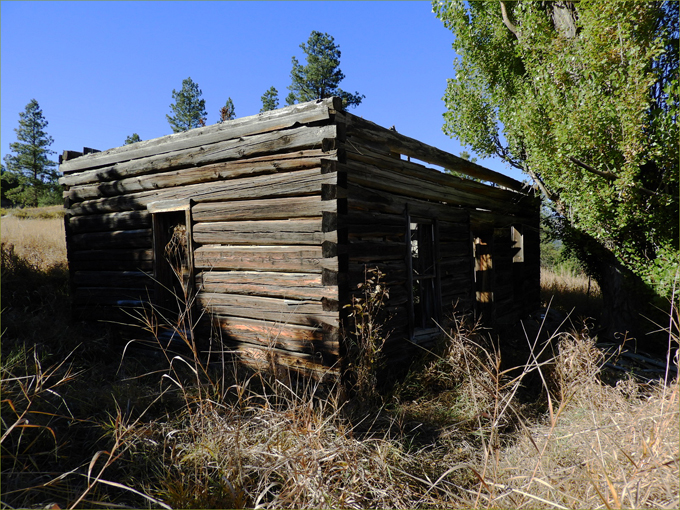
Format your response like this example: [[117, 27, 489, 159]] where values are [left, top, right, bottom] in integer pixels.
[[260, 86, 280, 112], [166, 77, 208, 133], [434, 0, 679, 299], [219, 98, 236, 122], [286, 31, 365, 109], [125, 133, 142, 145], [2, 99, 60, 207]]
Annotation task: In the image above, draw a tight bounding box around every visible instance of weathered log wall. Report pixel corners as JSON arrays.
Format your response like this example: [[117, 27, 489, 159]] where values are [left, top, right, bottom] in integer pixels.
[[61, 99, 345, 378], [60, 96, 540, 380]]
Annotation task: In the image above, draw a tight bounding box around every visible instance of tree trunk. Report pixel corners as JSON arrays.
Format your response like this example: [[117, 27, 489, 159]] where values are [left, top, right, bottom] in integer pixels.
[[572, 230, 667, 353]]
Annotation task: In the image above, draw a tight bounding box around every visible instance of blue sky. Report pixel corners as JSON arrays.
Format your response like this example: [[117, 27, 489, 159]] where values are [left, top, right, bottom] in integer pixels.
[[1, 1, 524, 181]]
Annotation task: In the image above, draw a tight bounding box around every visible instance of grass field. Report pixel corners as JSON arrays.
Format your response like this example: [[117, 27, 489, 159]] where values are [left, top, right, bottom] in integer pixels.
[[1, 212, 678, 509]]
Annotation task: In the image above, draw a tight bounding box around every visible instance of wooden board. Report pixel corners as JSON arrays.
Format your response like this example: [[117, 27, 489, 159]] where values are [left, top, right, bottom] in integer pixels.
[[192, 219, 337, 246], [196, 271, 337, 301], [69, 167, 339, 216], [60, 123, 337, 188], [215, 316, 338, 355], [197, 292, 339, 327], [192, 195, 335, 222], [337, 111, 526, 192], [64, 150, 329, 200], [67, 210, 151, 234], [345, 160, 529, 215], [194, 245, 337, 273], [60, 98, 339, 174], [73, 270, 154, 287], [69, 229, 152, 250]]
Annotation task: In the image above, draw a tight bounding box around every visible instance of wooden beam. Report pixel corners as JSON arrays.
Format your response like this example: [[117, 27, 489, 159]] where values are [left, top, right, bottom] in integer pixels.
[[60, 98, 337, 174]]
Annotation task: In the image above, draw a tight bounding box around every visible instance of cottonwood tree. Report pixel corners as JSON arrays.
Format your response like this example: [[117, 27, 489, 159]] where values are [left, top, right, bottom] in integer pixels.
[[434, 1, 679, 341], [260, 86, 279, 112], [167, 77, 207, 132], [2, 99, 60, 207], [286, 31, 365, 109]]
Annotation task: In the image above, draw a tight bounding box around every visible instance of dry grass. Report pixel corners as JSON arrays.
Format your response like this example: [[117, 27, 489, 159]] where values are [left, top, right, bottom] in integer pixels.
[[1, 214, 67, 269], [1, 207, 677, 509], [541, 266, 602, 318]]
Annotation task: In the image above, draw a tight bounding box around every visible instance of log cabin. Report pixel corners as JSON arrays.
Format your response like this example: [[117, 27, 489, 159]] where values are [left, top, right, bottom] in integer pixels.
[[59, 97, 540, 380]]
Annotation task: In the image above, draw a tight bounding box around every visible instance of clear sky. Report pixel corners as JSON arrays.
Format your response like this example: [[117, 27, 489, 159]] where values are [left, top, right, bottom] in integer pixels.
[[1, 1, 524, 181]]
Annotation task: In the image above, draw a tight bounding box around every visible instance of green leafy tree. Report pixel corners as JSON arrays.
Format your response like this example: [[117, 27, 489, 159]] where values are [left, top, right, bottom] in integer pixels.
[[125, 133, 142, 145], [219, 97, 236, 122], [2, 99, 60, 207], [459, 150, 477, 165], [286, 31, 365, 109], [433, 1, 679, 339], [166, 77, 208, 133], [260, 86, 279, 112]]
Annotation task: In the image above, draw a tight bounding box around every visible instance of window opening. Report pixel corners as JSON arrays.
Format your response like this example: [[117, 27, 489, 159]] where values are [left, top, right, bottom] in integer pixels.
[[511, 225, 524, 263], [406, 210, 441, 339], [151, 207, 194, 314]]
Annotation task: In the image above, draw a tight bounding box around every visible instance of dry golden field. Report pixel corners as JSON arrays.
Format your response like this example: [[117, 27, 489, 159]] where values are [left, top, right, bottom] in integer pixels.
[[1, 208, 677, 509], [1, 212, 67, 269]]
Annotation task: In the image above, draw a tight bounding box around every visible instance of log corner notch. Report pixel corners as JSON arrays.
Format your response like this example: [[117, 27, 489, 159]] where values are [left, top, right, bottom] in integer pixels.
[[61, 96, 541, 382]]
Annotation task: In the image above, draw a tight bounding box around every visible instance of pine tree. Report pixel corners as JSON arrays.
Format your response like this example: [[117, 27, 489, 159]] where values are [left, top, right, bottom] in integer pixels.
[[219, 98, 236, 122], [2, 99, 60, 207], [125, 133, 142, 145], [286, 31, 365, 109], [260, 86, 279, 112], [166, 77, 208, 133]]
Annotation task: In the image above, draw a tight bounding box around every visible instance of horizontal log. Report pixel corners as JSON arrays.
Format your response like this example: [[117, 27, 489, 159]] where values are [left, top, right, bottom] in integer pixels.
[[73, 270, 154, 287], [67, 210, 151, 234], [347, 183, 472, 224], [65, 150, 329, 200], [344, 137, 527, 201], [440, 258, 473, 276], [194, 245, 337, 273], [60, 98, 339, 174], [68, 248, 154, 262], [197, 292, 339, 327], [345, 160, 529, 216], [69, 229, 152, 250], [347, 240, 405, 262], [439, 240, 472, 256], [196, 271, 337, 301], [73, 287, 151, 306], [338, 112, 526, 192], [235, 344, 339, 380], [192, 195, 335, 222], [69, 167, 338, 216], [192, 219, 337, 246], [438, 221, 472, 241], [60, 123, 337, 189], [215, 316, 338, 355], [347, 261, 407, 286]]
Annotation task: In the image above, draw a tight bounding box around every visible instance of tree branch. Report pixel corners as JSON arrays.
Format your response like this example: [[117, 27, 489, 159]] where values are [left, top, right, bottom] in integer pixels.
[[500, 2, 520, 39], [569, 156, 658, 197]]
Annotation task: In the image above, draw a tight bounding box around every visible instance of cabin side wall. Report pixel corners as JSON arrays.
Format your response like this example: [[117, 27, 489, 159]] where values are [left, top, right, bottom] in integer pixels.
[[336, 112, 541, 366]]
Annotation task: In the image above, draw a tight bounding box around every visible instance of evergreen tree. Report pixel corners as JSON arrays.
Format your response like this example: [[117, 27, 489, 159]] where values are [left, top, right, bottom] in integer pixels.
[[219, 98, 236, 122], [125, 133, 142, 145], [2, 99, 60, 207], [286, 31, 365, 109], [260, 86, 279, 112], [166, 77, 207, 133]]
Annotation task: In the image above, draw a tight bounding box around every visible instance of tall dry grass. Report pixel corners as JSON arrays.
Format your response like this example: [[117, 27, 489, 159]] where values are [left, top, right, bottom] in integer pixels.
[[1, 213, 67, 269], [1, 207, 677, 509]]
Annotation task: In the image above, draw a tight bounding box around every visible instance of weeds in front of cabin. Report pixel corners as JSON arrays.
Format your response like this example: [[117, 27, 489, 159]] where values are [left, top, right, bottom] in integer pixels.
[[2, 208, 678, 509]]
